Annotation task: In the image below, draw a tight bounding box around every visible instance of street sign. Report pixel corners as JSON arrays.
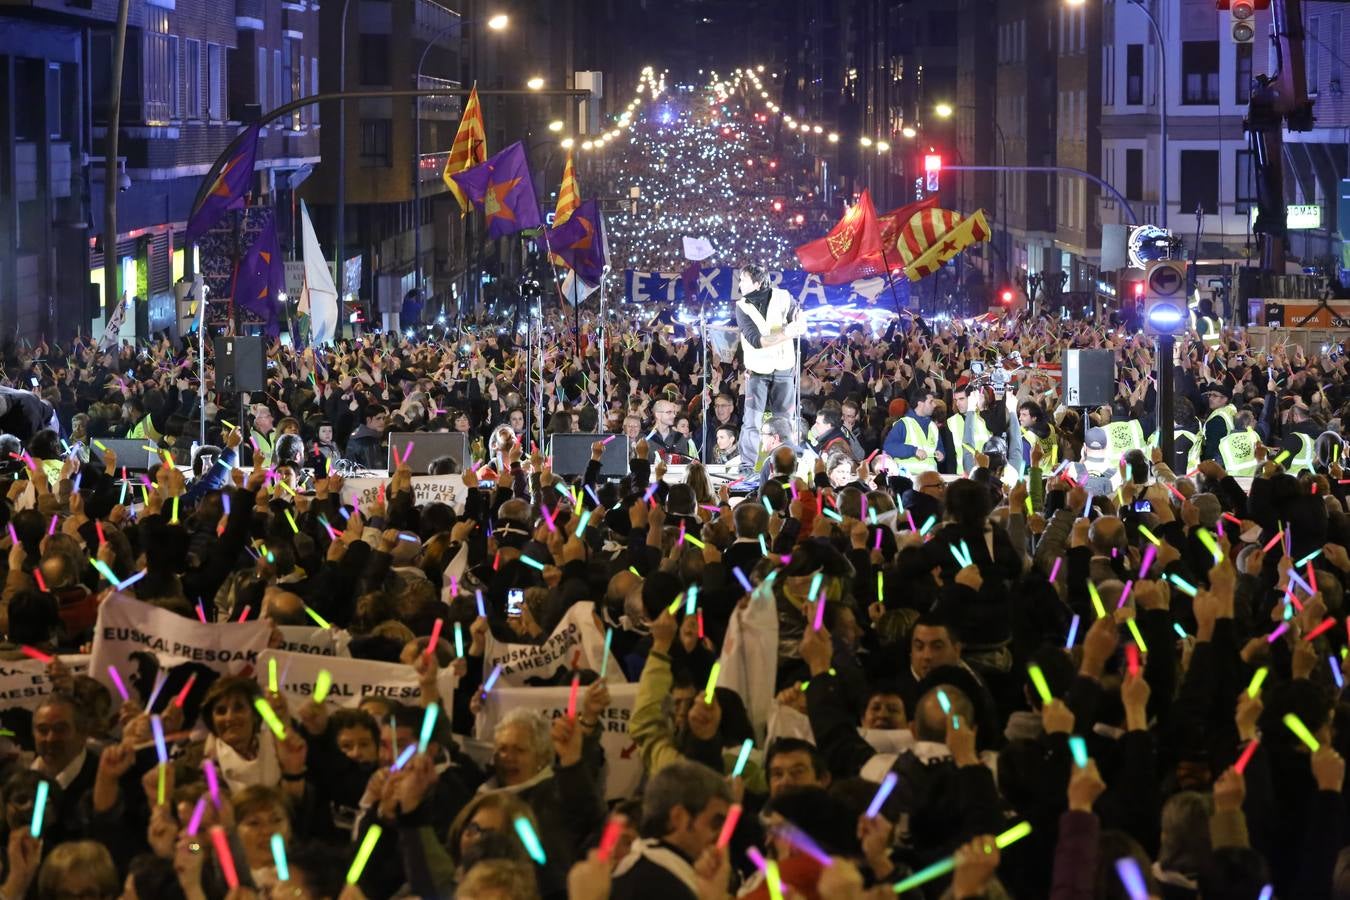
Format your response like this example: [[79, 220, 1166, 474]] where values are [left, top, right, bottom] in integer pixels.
[[1143, 259, 1188, 335]]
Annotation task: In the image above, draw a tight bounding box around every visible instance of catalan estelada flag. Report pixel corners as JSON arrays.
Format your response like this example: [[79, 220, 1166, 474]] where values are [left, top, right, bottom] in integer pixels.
[[442, 85, 487, 213], [895, 207, 992, 281], [550, 150, 580, 265], [185, 123, 260, 244]]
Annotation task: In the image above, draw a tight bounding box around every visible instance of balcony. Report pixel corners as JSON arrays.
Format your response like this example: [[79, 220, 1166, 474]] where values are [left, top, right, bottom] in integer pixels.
[[414, 0, 460, 38], [417, 74, 462, 120]]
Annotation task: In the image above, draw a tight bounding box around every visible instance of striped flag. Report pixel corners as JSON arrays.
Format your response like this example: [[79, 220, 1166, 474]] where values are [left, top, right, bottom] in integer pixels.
[[894, 206, 992, 282], [550, 150, 580, 265], [441, 85, 487, 213]]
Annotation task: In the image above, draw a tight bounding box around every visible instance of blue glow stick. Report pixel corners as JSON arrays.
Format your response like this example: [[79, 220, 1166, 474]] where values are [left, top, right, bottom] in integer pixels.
[[520, 555, 545, 571], [600, 627, 613, 679], [271, 833, 290, 881], [454, 622, 465, 658], [30, 779, 48, 838], [1065, 614, 1080, 648], [418, 703, 438, 753], [476, 590, 486, 618], [1333, 657, 1345, 690], [936, 689, 952, 714], [391, 744, 416, 771], [1115, 857, 1149, 900], [145, 670, 168, 711], [1068, 735, 1088, 768], [732, 738, 753, 777], [866, 771, 898, 818], [481, 664, 502, 697], [513, 816, 547, 864], [151, 715, 168, 764], [732, 566, 753, 592]]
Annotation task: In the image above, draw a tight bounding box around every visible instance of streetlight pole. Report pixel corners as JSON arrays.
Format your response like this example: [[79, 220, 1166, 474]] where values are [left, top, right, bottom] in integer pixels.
[[1129, 0, 1168, 228], [335, 0, 353, 335]]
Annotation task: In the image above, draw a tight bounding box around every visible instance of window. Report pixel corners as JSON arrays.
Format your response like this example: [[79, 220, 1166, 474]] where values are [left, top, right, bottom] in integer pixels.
[[185, 39, 201, 118], [360, 118, 391, 166], [1104, 45, 1114, 105], [207, 43, 222, 119], [1126, 148, 1143, 201], [1179, 150, 1220, 214], [1127, 44, 1143, 105], [257, 46, 267, 107], [359, 35, 390, 86], [1235, 149, 1256, 213], [1308, 16, 1320, 93], [1182, 41, 1220, 104], [311, 57, 319, 124], [297, 53, 305, 127], [46, 64, 66, 139], [145, 33, 176, 123], [1330, 14, 1343, 95], [273, 49, 282, 111], [1236, 42, 1253, 104]]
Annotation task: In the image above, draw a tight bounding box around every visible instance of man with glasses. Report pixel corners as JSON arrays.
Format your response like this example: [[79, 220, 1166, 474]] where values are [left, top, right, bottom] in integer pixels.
[[648, 399, 695, 459]]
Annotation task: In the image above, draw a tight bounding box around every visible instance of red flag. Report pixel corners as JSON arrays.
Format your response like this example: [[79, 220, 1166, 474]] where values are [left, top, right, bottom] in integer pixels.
[[877, 196, 940, 250], [794, 190, 886, 284]]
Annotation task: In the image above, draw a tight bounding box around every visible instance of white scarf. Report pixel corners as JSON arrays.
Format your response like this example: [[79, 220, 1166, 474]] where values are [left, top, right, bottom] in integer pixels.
[[613, 839, 700, 897], [207, 731, 281, 792], [476, 765, 554, 795]]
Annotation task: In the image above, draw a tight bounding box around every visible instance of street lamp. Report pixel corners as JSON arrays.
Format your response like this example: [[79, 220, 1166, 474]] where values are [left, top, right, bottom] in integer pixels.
[[548, 119, 564, 132], [486, 12, 508, 29], [935, 102, 954, 119], [527, 76, 545, 90], [876, 141, 891, 153], [827, 132, 839, 143], [860, 136, 874, 147], [901, 126, 917, 139], [561, 137, 574, 149]]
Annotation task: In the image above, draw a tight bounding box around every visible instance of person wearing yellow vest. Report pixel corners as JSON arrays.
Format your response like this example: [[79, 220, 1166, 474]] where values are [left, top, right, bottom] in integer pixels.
[[249, 404, 278, 467], [883, 387, 943, 475], [1199, 382, 1235, 462], [1017, 401, 1056, 474], [1191, 296, 1222, 346], [734, 265, 803, 474], [948, 381, 992, 473], [1101, 417, 1146, 464], [1278, 404, 1321, 474], [1217, 411, 1262, 476]]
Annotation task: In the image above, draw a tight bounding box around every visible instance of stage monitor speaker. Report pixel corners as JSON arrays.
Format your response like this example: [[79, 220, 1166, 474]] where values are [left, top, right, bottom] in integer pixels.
[[96, 438, 164, 471], [386, 431, 469, 474], [550, 433, 630, 478], [1063, 349, 1115, 408], [214, 336, 266, 393], [1264, 302, 1285, 327]]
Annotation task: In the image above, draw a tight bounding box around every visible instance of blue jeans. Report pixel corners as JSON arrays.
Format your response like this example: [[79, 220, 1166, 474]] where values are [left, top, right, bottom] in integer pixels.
[[738, 369, 795, 471]]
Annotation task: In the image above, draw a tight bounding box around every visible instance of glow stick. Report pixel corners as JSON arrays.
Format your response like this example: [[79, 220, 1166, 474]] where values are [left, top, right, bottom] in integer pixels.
[[1262, 530, 1284, 553], [203, 759, 221, 807], [1116, 857, 1149, 900], [115, 569, 146, 592], [1126, 619, 1149, 654], [19, 646, 53, 664], [812, 597, 826, 631], [1235, 739, 1260, 774], [600, 627, 612, 678], [253, 698, 287, 740], [866, 772, 898, 818], [776, 821, 833, 866], [1069, 735, 1088, 768], [1167, 574, 1198, 597], [520, 555, 545, 571], [1267, 622, 1289, 643], [732, 566, 753, 592], [685, 585, 698, 617], [314, 669, 333, 704], [1304, 617, 1336, 642], [1088, 582, 1106, 619], [302, 604, 331, 629], [936, 689, 952, 714], [1333, 657, 1345, 689], [284, 509, 298, 533], [1126, 644, 1141, 677], [47, 514, 56, 536], [106, 665, 129, 701], [345, 824, 383, 884], [1283, 713, 1321, 752], [272, 833, 290, 882], [30, 779, 48, 838], [1066, 614, 1080, 648], [6, 523, 16, 546], [157, 763, 166, 806], [1117, 580, 1134, 609], [174, 672, 198, 708], [704, 662, 720, 705], [575, 509, 591, 536], [186, 796, 206, 836], [891, 822, 1032, 894], [1245, 666, 1270, 698], [1296, 548, 1323, 568], [1197, 529, 1223, 562], [476, 590, 486, 618], [391, 744, 416, 771], [1049, 557, 1062, 583], [1138, 544, 1157, 579], [513, 817, 547, 864], [567, 675, 581, 720], [481, 664, 503, 696], [597, 817, 625, 861], [1138, 525, 1162, 547], [90, 558, 119, 585], [268, 658, 279, 694], [426, 619, 443, 656], [717, 803, 743, 848], [151, 715, 168, 763], [1027, 665, 1053, 705], [733, 738, 754, 777], [211, 826, 240, 889]]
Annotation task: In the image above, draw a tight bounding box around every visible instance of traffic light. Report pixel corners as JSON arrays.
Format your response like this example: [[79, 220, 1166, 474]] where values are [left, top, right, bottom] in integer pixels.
[[924, 154, 942, 193], [999, 287, 1015, 305], [1217, 0, 1268, 43], [1142, 260, 1189, 335], [771, 200, 783, 212]]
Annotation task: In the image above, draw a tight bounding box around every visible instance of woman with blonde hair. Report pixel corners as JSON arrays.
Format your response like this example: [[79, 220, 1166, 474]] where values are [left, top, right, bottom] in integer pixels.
[[36, 840, 118, 900]]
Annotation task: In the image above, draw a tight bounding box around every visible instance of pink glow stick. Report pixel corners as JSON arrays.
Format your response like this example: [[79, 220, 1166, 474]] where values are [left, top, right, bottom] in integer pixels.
[[106, 665, 129, 701], [567, 675, 581, 720], [426, 619, 443, 655]]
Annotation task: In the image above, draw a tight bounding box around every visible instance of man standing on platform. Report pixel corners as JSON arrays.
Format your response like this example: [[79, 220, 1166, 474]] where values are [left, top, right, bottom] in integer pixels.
[[734, 265, 803, 475]]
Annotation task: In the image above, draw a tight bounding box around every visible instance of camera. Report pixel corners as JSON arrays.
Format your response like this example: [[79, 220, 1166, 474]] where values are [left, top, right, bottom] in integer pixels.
[[507, 589, 525, 618], [1132, 500, 1152, 513], [970, 361, 985, 375]]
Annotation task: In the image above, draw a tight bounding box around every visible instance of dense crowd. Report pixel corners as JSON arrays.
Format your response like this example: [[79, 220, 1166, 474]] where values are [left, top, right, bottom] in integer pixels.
[[0, 304, 1343, 899]]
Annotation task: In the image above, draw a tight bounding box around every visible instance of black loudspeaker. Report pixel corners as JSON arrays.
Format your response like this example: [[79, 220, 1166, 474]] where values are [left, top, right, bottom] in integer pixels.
[[386, 431, 469, 474], [214, 336, 266, 393], [550, 433, 630, 478], [96, 438, 164, 471], [1264, 302, 1285, 327], [1063, 349, 1115, 408]]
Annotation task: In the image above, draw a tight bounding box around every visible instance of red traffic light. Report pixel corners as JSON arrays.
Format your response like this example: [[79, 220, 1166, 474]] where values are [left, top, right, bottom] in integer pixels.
[[924, 154, 943, 174], [999, 288, 1014, 304], [794, 213, 805, 224], [1134, 282, 1145, 298]]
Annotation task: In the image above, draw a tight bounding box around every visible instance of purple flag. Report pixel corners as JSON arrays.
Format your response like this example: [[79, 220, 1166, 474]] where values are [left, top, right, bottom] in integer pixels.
[[545, 198, 608, 285], [232, 214, 282, 337], [449, 141, 542, 239], [186, 124, 261, 244]]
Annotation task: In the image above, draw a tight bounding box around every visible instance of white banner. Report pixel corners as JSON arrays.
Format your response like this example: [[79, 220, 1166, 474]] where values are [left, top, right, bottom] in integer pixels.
[[339, 476, 468, 514], [255, 648, 457, 721], [0, 656, 90, 711], [483, 602, 624, 688], [275, 626, 351, 657], [90, 593, 272, 696], [474, 683, 640, 802]]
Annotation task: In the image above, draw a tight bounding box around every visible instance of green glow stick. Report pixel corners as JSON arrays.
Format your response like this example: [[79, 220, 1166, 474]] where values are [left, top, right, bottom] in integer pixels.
[[1088, 582, 1106, 619], [1283, 713, 1321, 752], [1126, 618, 1149, 653], [1196, 528, 1223, 562], [1027, 665, 1053, 705], [268, 658, 279, 694], [704, 662, 720, 705], [345, 825, 383, 884], [314, 670, 332, 704], [418, 703, 438, 753], [891, 822, 1032, 893], [303, 604, 332, 629], [1247, 666, 1269, 698], [253, 698, 287, 740], [1137, 525, 1162, 547]]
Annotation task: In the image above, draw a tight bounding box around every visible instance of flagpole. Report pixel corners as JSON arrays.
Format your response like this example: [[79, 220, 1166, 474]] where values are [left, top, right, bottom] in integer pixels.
[[537, 228, 580, 362], [877, 245, 913, 321], [597, 265, 608, 420]]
